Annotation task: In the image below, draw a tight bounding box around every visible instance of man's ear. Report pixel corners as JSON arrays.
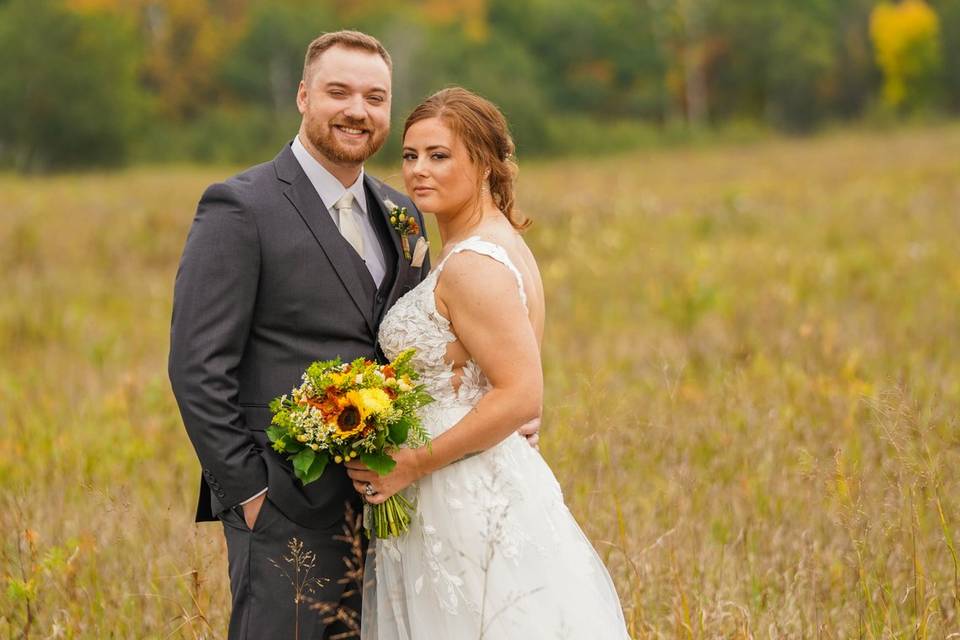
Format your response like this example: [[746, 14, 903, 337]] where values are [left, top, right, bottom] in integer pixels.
[[296, 80, 308, 115]]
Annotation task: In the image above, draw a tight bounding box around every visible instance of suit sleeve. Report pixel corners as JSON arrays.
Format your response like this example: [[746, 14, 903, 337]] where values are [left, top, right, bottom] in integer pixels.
[[168, 182, 267, 512]]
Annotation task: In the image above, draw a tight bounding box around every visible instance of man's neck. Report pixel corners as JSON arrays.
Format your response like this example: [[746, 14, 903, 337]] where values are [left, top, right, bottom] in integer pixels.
[[297, 131, 362, 188]]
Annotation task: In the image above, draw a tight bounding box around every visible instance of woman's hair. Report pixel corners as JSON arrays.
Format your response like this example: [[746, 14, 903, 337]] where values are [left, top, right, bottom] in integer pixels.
[[403, 87, 530, 231]]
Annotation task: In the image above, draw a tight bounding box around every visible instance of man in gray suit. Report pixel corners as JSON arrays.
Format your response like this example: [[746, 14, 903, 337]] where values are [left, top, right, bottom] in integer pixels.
[[168, 31, 428, 638]]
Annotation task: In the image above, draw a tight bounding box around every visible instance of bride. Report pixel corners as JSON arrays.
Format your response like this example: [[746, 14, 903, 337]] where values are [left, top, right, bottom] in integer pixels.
[[345, 87, 630, 639]]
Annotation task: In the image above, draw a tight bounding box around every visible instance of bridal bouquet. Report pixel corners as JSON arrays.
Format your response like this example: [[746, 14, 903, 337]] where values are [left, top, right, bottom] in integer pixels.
[[267, 349, 433, 537]]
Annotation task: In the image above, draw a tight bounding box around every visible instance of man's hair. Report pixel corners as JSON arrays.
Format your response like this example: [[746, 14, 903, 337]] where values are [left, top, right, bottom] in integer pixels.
[[302, 30, 392, 81]]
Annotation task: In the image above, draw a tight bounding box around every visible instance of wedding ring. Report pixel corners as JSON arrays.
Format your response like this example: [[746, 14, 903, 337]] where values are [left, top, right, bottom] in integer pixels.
[[364, 482, 376, 497]]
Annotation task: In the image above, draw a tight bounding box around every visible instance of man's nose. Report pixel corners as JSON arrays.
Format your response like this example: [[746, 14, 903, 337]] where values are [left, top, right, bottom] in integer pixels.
[[342, 94, 366, 120]]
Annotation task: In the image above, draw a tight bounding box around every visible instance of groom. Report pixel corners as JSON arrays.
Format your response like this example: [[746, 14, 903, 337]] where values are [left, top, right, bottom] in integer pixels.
[[169, 30, 539, 639], [168, 31, 429, 639]]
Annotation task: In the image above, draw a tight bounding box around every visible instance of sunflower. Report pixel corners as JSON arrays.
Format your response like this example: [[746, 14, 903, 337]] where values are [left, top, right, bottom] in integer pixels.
[[332, 388, 392, 438], [334, 402, 364, 438]]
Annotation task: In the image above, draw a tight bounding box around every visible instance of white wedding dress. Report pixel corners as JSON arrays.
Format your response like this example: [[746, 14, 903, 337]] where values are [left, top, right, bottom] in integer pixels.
[[363, 237, 631, 639]]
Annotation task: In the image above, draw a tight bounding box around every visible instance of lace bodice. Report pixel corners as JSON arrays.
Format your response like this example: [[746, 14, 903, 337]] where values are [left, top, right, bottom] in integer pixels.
[[378, 236, 528, 410]]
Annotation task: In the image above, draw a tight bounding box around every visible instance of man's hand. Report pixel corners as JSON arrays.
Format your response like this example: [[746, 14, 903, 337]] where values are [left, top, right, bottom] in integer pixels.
[[241, 492, 266, 530], [518, 416, 541, 449]]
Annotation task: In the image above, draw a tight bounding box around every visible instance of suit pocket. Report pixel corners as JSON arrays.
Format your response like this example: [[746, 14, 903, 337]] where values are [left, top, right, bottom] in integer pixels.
[[251, 497, 281, 534]]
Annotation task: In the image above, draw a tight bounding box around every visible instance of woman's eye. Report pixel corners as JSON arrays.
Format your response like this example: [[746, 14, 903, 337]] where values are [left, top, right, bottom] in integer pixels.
[[431, 153, 448, 160], [402, 153, 416, 161]]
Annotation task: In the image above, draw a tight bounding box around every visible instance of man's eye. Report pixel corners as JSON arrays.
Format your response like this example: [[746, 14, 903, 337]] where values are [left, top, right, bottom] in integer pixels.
[[368, 95, 385, 104]]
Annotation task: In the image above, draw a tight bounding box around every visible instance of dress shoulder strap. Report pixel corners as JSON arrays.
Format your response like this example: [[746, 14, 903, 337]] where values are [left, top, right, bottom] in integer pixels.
[[433, 236, 528, 309]]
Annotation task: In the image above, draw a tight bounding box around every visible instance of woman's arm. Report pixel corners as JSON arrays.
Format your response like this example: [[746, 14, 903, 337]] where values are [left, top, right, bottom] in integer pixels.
[[346, 250, 542, 502]]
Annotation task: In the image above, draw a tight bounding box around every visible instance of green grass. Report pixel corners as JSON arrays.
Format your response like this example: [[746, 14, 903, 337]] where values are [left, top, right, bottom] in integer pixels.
[[2, 124, 959, 638]]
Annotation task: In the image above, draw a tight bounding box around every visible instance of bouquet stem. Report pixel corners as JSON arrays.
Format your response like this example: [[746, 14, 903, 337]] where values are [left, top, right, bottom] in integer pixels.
[[370, 493, 415, 538]]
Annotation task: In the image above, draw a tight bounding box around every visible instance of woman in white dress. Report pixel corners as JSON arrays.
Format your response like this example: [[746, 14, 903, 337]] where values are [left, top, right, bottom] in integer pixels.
[[346, 87, 631, 639]]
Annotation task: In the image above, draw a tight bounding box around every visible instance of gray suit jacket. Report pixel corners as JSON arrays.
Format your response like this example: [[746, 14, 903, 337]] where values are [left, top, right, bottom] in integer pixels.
[[168, 143, 430, 528]]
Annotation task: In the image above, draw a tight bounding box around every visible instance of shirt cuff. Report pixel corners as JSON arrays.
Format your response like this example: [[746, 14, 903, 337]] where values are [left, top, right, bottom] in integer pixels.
[[239, 487, 267, 505]]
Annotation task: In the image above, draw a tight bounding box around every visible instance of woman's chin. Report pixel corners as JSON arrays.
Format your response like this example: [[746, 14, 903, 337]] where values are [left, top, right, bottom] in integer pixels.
[[411, 195, 439, 213]]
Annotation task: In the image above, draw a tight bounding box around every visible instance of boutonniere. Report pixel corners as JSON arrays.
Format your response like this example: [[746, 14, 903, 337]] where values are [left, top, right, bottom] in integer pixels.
[[384, 199, 428, 267]]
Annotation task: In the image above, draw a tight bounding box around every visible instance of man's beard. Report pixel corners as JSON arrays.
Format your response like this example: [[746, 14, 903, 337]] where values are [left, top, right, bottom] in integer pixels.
[[304, 116, 389, 164]]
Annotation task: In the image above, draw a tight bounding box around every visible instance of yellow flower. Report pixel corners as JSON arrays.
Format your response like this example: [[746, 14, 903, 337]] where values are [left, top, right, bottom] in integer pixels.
[[350, 388, 393, 416], [329, 371, 352, 387]]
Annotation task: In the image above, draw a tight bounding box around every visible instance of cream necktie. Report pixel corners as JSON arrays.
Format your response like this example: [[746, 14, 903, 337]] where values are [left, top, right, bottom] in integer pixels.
[[334, 192, 365, 258]]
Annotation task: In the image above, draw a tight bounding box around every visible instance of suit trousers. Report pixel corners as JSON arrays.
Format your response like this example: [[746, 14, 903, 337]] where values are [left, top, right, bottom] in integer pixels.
[[220, 497, 365, 639]]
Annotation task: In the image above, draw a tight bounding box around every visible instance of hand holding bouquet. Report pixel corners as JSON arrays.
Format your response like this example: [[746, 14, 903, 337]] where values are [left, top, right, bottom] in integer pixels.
[[267, 349, 433, 537]]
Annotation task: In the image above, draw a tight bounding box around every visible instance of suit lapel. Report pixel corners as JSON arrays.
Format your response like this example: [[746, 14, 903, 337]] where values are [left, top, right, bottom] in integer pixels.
[[275, 145, 377, 333], [364, 176, 410, 320], [365, 176, 405, 281]]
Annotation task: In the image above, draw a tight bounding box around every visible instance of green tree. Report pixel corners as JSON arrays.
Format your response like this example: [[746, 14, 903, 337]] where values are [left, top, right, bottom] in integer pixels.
[[931, 0, 960, 111], [0, 0, 144, 170], [492, 0, 667, 120], [220, 1, 335, 118]]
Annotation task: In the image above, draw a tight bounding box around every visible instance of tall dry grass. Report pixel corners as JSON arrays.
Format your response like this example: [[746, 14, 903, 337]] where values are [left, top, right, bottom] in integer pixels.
[[1, 125, 959, 638]]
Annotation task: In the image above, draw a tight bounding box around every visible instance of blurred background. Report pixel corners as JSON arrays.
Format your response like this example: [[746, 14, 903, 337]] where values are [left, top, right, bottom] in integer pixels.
[[0, 0, 957, 169], [2, 1, 960, 638]]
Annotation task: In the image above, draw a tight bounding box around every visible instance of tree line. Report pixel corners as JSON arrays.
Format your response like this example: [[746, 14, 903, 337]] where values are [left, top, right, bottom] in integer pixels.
[[0, 0, 956, 170]]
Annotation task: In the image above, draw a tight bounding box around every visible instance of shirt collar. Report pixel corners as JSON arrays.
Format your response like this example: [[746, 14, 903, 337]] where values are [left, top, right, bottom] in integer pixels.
[[291, 135, 367, 215]]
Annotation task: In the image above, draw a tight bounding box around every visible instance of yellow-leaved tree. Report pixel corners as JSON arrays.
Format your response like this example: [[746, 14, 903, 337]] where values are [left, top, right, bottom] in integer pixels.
[[869, 0, 942, 109]]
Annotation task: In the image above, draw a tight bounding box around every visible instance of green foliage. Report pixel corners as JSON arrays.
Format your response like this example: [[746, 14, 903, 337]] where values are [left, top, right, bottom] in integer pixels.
[[360, 451, 397, 476], [5, 577, 36, 603], [305, 357, 343, 389], [1, 0, 959, 165], [387, 416, 411, 444], [291, 448, 328, 484], [0, 0, 144, 170], [931, 0, 960, 109], [220, 1, 335, 115]]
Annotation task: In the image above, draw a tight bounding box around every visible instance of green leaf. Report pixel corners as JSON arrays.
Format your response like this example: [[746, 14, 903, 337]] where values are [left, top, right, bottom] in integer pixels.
[[291, 448, 315, 479], [361, 451, 396, 475], [302, 452, 329, 484], [388, 419, 410, 444], [265, 424, 284, 443], [268, 396, 284, 413]]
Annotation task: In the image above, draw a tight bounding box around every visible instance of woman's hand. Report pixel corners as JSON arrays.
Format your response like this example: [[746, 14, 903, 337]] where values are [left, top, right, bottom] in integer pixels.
[[345, 448, 424, 505]]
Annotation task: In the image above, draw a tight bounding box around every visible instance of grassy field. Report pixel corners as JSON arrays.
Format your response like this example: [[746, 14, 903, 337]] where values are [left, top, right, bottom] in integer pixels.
[[1, 125, 959, 638]]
